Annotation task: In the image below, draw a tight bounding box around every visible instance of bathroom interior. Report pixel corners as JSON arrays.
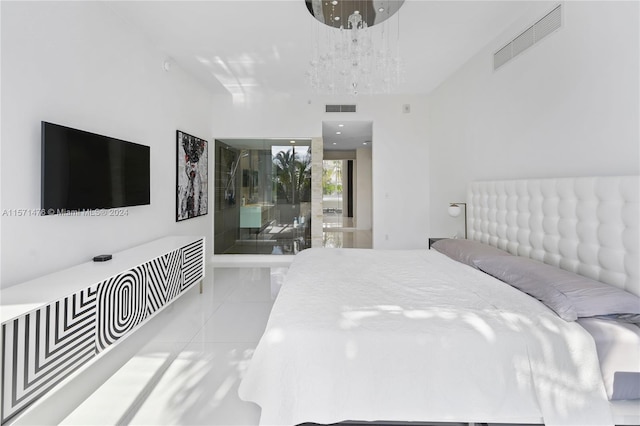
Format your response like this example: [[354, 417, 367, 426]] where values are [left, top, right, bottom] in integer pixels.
[[214, 138, 312, 255]]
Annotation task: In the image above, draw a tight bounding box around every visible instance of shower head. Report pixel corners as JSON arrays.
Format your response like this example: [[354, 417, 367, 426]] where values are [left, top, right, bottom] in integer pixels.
[[226, 149, 249, 191]]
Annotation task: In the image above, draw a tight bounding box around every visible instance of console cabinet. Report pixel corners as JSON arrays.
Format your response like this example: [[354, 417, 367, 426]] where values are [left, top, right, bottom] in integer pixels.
[[0, 236, 204, 424]]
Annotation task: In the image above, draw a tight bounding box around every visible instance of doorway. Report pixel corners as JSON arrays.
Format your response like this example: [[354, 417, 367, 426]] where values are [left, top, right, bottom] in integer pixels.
[[322, 159, 354, 228], [321, 121, 372, 248]]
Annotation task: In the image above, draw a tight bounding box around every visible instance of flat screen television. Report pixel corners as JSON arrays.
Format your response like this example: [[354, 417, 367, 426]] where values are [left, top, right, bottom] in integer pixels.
[[41, 121, 150, 214]]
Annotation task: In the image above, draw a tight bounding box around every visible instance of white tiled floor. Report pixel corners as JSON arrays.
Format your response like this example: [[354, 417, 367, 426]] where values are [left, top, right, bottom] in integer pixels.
[[127, 341, 262, 425], [322, 214, 372, 249], [322, 213, 355, 229], [323, 229, 372, 248], [128, 268, 273, 425]]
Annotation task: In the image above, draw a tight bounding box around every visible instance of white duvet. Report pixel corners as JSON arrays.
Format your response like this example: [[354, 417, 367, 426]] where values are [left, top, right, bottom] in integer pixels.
[[238, 248, 613, 426]]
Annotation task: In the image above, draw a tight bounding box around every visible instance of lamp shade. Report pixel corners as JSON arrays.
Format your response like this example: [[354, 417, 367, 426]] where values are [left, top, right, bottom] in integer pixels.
[[448, 204, 462, 217]]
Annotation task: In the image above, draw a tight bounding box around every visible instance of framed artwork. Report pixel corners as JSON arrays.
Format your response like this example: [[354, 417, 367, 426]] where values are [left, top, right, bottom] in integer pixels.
[[176, 130, 208, 221]]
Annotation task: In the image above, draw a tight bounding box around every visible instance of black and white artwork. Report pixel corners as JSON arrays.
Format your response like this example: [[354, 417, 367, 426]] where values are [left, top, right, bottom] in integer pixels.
[[176, 130, 208, 221]]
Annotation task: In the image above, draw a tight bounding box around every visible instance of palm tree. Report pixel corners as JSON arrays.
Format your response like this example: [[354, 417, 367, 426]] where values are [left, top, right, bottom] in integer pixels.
[[273, 147, 311, 203]]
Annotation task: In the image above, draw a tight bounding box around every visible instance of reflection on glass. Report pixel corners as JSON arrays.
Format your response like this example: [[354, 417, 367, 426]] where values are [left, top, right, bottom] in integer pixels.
[[305, 0, 405, 28], [214, 139, 312, 255]]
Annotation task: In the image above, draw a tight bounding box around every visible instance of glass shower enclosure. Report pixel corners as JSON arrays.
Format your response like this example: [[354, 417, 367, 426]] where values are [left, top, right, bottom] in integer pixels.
[[214, 139, 312, 255]]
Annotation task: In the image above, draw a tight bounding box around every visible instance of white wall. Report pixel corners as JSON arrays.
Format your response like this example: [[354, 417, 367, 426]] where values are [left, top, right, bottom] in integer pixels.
[[356, 147, 372, 230], [0, 2, 214, 288], [427, 1, 640, 238], [211, 93, 430, 249]]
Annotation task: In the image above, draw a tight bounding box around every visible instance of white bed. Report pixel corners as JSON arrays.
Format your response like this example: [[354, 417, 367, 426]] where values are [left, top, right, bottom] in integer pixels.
[[238, 176, 640, 426]]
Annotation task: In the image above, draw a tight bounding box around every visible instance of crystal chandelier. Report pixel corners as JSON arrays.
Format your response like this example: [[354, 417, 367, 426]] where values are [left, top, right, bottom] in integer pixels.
[[306, 1, 403, 96]]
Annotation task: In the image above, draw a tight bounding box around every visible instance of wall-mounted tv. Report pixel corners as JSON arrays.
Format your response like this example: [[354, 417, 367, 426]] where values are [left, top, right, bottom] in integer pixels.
[[41, 121, 150, 214]]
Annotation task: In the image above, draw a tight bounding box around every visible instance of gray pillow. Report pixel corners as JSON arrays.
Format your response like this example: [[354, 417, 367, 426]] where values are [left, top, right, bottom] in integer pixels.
[[612, 372, 640, 400], [474, 256, 640, 322], [592, 313, 640, 325], [431, 239, 511, 268]]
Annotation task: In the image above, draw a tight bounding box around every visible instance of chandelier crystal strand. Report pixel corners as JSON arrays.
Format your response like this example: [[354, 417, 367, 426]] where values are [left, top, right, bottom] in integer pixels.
[[307, 8, 401, 96]]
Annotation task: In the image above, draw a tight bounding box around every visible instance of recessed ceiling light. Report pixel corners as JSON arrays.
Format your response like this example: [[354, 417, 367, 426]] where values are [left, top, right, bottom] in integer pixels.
[[331, 0, 338, 5], [336, 131, 341, 135], [334, 16, 340, 21], [338, 124, 344, 127], [378, 7, 385, 12], [363, 142, 368, 145], [290, 140, 296, 144], [333, 142, 337, 145]]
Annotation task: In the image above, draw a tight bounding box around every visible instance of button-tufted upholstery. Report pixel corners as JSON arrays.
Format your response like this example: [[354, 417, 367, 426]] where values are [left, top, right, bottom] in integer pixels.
[[468, 176, 639, 297]]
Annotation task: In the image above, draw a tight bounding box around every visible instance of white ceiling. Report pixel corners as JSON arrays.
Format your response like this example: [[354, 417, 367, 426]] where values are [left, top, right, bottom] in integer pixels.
[[323, 121, 373, 150], [106, 1, 550, 98], [105, 1, 550, 147]]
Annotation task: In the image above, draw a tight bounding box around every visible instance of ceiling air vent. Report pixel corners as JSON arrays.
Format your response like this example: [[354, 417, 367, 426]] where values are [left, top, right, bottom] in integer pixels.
[[325, 104, 357, 113], [494, 4, 562, 70]]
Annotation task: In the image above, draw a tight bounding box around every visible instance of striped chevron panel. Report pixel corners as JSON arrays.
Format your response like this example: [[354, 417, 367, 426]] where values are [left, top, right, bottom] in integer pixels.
[[182, 240, 204, 289], [1, 238, 204, 423], [1, 287, 98, 424], [96, 266, 148, 353], [146, 250, 183, 315]]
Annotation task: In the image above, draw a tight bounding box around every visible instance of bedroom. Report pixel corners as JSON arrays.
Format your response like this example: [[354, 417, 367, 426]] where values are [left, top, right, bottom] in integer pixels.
[[0, 0, 638, 425]]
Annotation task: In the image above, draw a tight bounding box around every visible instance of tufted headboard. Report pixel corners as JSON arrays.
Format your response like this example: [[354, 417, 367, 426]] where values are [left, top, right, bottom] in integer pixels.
[[467, 176, 639, 297]]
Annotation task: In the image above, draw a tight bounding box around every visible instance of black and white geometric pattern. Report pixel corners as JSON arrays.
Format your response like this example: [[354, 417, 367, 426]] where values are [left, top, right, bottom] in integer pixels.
[[1, 238, 204, 424], [1, 287, 98, 424], [96, 266, 148, 353], [146, 250, 183, 316], [182, 240, 204, 289]]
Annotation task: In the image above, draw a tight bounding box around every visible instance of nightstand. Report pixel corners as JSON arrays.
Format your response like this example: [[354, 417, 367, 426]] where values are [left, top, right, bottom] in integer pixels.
[[428, 238, 447, 249]]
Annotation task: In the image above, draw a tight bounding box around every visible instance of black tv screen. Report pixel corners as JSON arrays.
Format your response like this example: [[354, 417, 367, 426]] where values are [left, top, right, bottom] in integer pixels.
[[41, 122, 150, 214]]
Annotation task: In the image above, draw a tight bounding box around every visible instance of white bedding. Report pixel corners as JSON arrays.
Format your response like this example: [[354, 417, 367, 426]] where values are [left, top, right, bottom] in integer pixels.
[[238, 248, 613, 426], [578, 318, 640, 400]]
